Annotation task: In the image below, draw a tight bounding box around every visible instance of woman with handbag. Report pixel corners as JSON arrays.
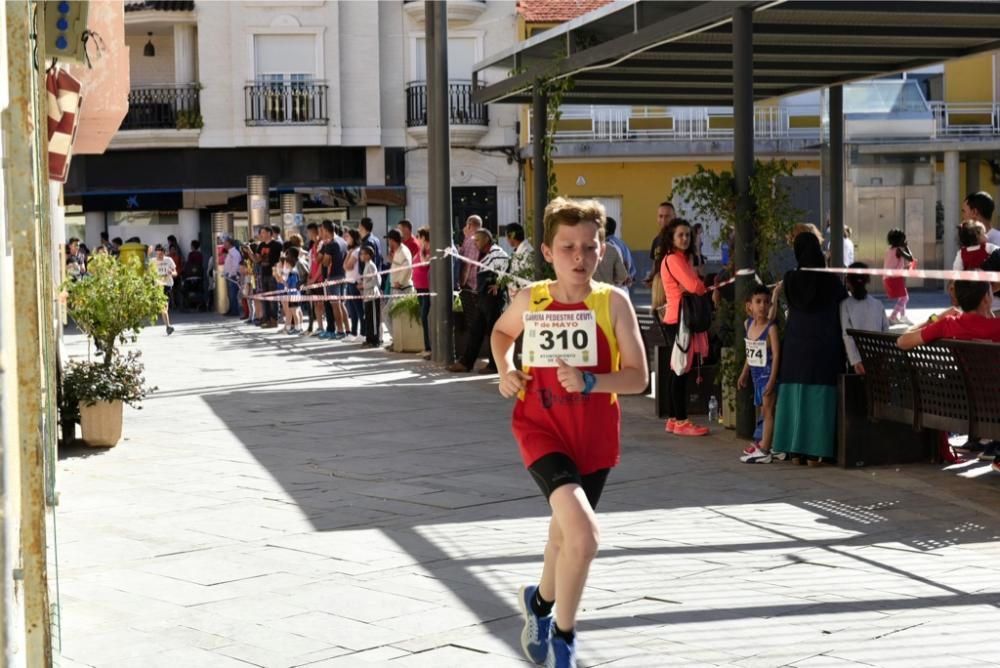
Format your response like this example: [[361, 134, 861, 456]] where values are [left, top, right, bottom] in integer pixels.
[[659, 219, 710, 437]]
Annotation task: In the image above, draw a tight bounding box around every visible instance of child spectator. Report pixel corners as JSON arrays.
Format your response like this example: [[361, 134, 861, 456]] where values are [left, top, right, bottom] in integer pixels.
[[282, 248, 305, 335], [883, 228, 915, 325], [954, 220, 998, 271], [738, 285, 781, 464], [360, 246, 382, 347], [491, 196, 648, 668], [840, 262, 891, 375]]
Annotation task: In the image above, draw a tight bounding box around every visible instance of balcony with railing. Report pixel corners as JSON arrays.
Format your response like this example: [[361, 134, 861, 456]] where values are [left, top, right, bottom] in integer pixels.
[[244, 80, 329, 127], [406, 80, 488, 145], [121, 83, 201, 130], [111, 83, 202, 149]]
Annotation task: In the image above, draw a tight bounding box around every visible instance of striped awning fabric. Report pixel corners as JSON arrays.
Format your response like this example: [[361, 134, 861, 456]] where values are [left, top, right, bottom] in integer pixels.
[[47, 67, 83, 183]]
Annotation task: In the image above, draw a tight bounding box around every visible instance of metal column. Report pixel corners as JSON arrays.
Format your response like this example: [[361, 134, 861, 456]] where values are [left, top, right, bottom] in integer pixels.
[[247, 175, 270, 235], [212, 212, 234, 314], [967, 156, 980, 195], [943, 150, 961, 282], [732, 6, 755, 439], [531, 87, 547, 278], [427, 0, 454, 364], [280, 193, 304, 238], [829, 85, 845, 268], [4, 0, 53, 662]]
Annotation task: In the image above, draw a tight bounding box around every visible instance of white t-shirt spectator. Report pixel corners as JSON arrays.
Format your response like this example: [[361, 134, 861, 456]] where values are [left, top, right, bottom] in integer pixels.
[[391, 245, 414, 291], [843, 237, 855, 267], [152, 257, 177, 287], [988, 227, 1000, 248]]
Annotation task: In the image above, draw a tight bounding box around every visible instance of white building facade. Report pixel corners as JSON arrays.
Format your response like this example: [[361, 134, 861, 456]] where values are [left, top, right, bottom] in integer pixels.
[[66, 0, 520, 250]]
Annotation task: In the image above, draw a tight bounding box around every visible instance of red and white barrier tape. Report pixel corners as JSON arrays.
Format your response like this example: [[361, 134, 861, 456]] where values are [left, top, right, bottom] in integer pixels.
[[441, 247, 534, 289], [804, 265, 1000, 282], [255, 260, 434, 299], [255, 292, 439, 303]]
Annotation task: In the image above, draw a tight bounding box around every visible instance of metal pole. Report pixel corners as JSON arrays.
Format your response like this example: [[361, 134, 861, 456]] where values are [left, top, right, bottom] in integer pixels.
[[732, 6, 755, 440], [829, 85, 845, 268], [943, 150, 960, 288], [531, 86, 547, 279], [427, 0, 454, 364], [5, 0, 53, 662]]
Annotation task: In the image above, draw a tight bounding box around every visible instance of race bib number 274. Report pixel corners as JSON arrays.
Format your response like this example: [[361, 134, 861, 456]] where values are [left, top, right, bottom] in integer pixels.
[[522, 310, 598, 368]]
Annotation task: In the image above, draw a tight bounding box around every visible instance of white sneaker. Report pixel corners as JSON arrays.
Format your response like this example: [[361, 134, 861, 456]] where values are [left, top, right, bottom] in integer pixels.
[[740, 446, 773, 464]]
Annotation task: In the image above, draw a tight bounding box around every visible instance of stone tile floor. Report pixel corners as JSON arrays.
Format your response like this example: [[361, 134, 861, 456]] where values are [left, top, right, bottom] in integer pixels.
[[53, 312, 1000, 667]]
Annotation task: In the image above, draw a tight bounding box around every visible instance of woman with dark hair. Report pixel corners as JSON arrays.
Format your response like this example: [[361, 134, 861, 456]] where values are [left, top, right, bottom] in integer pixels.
[[772, 232, 847, 464], [343, 228, 364, 341], [659, 218, 710, 437]]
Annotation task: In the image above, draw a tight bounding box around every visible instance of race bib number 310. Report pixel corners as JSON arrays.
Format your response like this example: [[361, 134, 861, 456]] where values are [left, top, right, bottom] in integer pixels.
[[522, 310, 598, 368]]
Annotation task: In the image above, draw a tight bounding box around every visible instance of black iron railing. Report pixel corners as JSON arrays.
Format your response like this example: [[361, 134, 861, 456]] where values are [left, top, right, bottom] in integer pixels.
[[244, 80, 328, 126], [121, 83, 201, 130], [405, 81, 488, 127]]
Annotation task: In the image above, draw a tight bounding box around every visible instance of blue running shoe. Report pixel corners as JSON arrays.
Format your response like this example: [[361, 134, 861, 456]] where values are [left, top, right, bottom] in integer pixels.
[[518, 585, 552, 665], [546, 634, 576, 668]]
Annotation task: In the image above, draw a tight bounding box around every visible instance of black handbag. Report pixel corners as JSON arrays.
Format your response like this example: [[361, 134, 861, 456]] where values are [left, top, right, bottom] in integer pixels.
[[664, 258, 712, 333]]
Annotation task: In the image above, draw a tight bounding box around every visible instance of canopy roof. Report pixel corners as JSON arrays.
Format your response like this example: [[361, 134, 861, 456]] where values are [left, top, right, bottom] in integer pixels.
[[473, 0, 1000, 106]]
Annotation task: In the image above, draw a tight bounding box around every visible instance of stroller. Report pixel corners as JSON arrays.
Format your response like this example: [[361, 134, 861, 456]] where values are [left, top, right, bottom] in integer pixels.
[[180, 265, 208, 311]]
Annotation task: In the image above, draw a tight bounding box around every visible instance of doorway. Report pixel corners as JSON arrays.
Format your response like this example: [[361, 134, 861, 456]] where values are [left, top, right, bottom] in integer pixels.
[[452, 186, 497, 241]]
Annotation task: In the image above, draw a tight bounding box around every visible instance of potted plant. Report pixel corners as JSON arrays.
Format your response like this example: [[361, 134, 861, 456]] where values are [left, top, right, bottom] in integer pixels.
[[61, 253, 167, 446], [387, 294, 425, 353], [61, 352, 155, 447]]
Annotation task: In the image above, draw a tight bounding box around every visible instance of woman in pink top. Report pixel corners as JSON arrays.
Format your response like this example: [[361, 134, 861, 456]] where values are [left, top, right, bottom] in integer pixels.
[[659, 219, 709, 437], [414, 226, 433, 359]]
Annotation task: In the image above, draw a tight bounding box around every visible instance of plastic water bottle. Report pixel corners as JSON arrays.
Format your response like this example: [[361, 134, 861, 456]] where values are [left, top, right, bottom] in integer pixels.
[[708, 396, 719, 425]]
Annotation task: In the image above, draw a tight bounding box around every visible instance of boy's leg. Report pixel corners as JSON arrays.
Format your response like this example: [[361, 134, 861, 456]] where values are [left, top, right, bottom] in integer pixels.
[[548, 484, 600, 633], [760, 392, 776, 450]]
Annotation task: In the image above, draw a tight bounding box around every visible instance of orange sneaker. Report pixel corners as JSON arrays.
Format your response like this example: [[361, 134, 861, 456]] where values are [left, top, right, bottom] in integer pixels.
[[664, 418, 677, 432], [673, 422, 709, 437]]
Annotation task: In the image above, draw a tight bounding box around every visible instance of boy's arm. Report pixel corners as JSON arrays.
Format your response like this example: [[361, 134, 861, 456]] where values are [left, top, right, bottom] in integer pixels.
[[579, 288, 648, 395], [492, 288, 532, 398]]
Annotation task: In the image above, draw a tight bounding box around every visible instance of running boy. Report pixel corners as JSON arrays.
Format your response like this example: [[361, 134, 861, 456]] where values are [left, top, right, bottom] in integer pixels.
[[738, 285, 781, 463], [491, 197, 648, 668]]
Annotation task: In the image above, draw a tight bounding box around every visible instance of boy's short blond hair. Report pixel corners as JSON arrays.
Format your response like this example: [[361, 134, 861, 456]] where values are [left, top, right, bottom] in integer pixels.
[[542, 196, 606, 247]]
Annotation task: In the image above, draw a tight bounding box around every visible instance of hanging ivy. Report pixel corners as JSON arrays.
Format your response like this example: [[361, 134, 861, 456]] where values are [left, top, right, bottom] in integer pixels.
[[538, 76, 574, 201], [672, 159, 802, 420]]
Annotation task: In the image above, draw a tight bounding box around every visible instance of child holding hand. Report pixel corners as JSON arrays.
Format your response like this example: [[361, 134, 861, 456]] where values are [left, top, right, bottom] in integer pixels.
[[739, 285, 780, 464]]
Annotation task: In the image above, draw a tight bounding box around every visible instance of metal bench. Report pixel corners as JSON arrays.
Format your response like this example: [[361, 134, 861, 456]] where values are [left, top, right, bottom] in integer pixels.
[[842, 330, 1000, 466]]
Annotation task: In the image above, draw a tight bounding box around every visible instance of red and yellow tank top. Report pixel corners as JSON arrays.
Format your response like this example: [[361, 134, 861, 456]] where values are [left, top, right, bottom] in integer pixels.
[[511, 281, 621, 474]]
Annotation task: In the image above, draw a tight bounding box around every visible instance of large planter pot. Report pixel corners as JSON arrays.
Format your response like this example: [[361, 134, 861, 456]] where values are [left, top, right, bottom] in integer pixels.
[[391, 314, 425, 353], [79, 399, 123, 447]]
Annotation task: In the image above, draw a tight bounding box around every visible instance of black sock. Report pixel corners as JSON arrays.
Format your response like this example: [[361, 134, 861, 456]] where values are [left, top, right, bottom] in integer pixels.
[[553, 623, 575, 644], [530, 588, 554, 617]]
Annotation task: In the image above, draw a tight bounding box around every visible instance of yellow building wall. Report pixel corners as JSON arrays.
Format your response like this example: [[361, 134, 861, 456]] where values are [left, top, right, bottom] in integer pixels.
[[944, 52, 994, 103], [525, 159, 820, 250]]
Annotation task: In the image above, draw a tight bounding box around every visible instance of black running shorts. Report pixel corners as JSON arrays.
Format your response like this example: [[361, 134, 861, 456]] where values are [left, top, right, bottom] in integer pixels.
[[528, 452, 610, 510]]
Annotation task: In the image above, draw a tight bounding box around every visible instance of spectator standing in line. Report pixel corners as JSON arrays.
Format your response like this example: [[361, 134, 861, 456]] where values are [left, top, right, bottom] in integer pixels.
[[459, 215, 484, 329], [592, 231, 628, 287], [954, 220, 998, 271], [963, 191, 999, 248], [305, 222, 325, 335], [604, 217, 635, 288], [255, 226, 283, 328], [645, 201, 675, 286], [359, 245, 382, 347], [448, 230, 509, 374], [691, 223, 707, 280], [505, 222, 534, 299], [386, 229, 414, 294], [110, 237, 123, 257], [343, 228, 364, 342], [398, 219, 421, 260], [659, 218, 709, 437], [66, 237, 85, 279], [772, 232, 847, 465], [151, 244, 177, 336], [99, 231, 113, 255], [840, 262, 890, 375], [360, 217, 385, 271], [319, 220, 348, 340], [413, 226, 433, 360], [185, 240, 204, 278], [222, 237, 242, 317]]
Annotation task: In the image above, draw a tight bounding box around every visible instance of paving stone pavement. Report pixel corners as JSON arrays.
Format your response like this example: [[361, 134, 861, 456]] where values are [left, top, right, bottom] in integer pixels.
[[53, 314, 1000, 668]]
